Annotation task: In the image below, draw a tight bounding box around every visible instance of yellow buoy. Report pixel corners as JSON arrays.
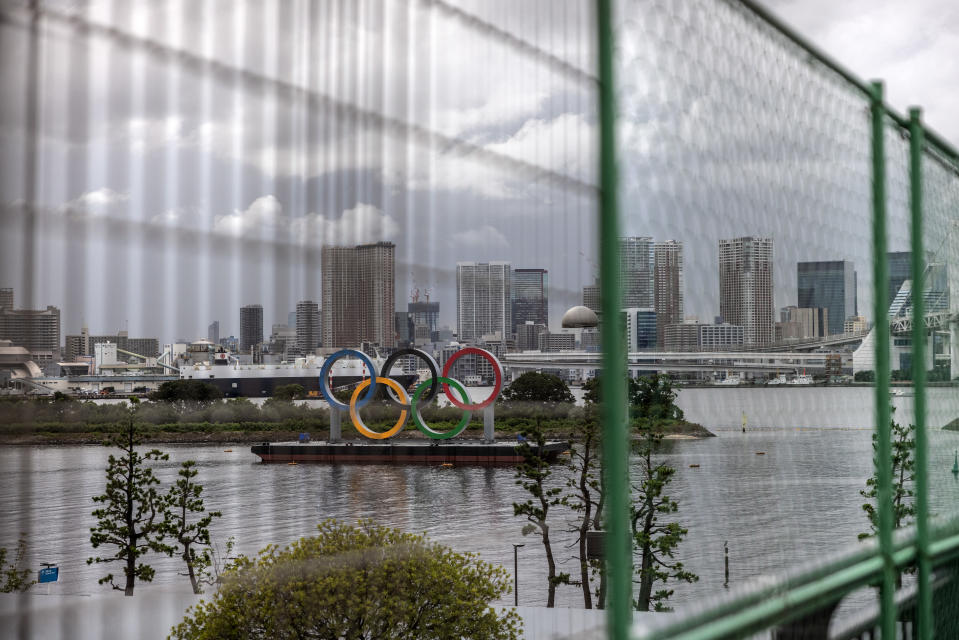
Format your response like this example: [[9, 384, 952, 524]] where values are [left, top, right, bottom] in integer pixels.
[[755, 452, 766, 455], [223, 449, 233, 452], [440, 463, 454, 468], [689, 464, 700, 468], [287, 461, 298, 465]]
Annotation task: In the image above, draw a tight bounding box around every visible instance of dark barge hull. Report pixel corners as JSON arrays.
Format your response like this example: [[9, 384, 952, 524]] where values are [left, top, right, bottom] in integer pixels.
[[251, 440, 570, 467]]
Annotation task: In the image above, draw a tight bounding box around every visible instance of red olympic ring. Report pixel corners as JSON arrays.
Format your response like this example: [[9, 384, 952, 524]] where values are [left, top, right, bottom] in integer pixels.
[[441, 347, 502, 411]]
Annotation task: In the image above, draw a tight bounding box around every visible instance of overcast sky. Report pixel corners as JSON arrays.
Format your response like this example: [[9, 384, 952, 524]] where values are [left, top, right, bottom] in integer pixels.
[[0, 0, 956, 343]]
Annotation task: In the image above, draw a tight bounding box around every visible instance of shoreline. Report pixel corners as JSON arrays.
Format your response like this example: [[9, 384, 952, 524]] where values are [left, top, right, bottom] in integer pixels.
[[0, 420, 717, 446]]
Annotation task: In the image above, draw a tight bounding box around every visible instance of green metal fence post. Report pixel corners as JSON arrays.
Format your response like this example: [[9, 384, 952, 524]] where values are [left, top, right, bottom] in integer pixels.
[[596, 0, 631, 638], [909, 106, 932, 639], [870, 80, 897, 639]]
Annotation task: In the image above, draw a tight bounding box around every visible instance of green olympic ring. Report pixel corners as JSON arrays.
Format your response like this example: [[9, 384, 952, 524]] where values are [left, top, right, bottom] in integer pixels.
[[411, 376, 472, 440]]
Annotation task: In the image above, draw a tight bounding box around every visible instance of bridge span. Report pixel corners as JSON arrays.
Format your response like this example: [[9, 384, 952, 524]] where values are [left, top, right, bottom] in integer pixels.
[[502, 350, 849, 376]]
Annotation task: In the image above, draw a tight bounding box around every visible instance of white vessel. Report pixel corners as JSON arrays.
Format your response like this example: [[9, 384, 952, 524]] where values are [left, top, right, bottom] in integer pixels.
[[788, 374, 814, 385]]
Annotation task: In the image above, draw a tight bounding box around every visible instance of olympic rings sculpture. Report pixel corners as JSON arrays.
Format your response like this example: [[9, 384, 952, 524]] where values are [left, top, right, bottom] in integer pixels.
[[318, 346, 503, 440]]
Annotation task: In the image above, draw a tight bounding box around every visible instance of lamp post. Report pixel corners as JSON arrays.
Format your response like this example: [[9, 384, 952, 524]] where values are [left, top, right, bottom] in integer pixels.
[[512, 543, 525, 606]]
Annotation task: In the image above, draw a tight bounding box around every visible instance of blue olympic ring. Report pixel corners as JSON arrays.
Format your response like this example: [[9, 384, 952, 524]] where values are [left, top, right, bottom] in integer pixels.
[[318, 349, 378, 412]]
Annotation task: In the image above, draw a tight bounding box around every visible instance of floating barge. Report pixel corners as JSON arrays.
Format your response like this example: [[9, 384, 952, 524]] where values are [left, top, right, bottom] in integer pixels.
[[250, 440, 570, 467]]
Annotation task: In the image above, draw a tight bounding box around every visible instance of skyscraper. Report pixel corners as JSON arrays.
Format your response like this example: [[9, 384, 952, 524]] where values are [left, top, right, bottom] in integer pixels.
[[239, 304, 263, 354], [583, 280, 601, 314], [408, 301, 439, 344], [207, 320, 219, 345], [456, 262, 511, 343], [296, 300, 321, 354], [0, 288, 12, 310], [653, 241, 684, 348], [322, 242, 395, 349], [719, 237, 774, 345], [887, 252, 912, 307], [511, 268, 548, 334], [797, 260, 856, 335], [620, 237, 654, 308]]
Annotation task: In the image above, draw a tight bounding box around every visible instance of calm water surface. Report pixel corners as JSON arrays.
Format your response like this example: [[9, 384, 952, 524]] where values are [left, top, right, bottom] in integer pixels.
[[3, 388, 959, 614]]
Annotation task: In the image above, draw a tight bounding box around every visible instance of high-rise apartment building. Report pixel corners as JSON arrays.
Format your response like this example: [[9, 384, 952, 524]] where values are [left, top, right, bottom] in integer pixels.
[[621, 237, 654, 308], [719, 237, 774, 346], [207, 320, 219, 345], [516, 321, 547, 351], [456, 262, 511, 343], [296, 300, 321, 354], [0, 288, 12, 310], [779, 306, 828, 339], [511, 268, 548, 334], [797, 260, 856, 336], [0, 304, 60, 355], [322, 242, 395, 349], [653, 241, 684, 348], [583, 281, 601, 314], [239, 304, 263, 354]]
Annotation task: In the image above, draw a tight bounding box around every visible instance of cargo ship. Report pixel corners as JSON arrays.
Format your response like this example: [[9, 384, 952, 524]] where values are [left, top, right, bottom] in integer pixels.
[[177, 347, 417, 398]]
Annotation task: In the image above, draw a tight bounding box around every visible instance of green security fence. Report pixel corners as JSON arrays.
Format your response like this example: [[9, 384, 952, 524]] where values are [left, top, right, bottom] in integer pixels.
[[593, 1, 959, 639]]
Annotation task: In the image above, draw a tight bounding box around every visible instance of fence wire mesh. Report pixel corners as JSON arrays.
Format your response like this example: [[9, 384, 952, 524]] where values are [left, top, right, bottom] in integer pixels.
[[0, 1, 957, 640]]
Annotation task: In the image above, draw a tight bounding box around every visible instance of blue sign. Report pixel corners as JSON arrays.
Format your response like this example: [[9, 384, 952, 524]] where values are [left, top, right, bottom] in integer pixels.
[[38, 567, 58, 583]]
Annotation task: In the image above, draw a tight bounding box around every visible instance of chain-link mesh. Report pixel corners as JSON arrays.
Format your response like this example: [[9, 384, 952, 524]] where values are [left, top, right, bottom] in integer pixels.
[[0, 1, 958, 639]]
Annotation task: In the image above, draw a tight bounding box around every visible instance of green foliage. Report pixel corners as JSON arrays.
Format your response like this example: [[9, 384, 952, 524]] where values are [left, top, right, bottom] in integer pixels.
[[631, 374, 684, 421], [502, 372, 575, 404], [855, 370, 876, 382], [513, 419, 569, 607], [631, 420, 697, 611], [164, 461, 222, 594], [564, 403, 605, 608], [88, 420, 172, 595], [0, 536, 34, 593], [860, 413, 916, 541], [271, 384, 305, 401], [631, 375, 697, 611], [150, 380, 223, 402], [169, 519, 521, 640]]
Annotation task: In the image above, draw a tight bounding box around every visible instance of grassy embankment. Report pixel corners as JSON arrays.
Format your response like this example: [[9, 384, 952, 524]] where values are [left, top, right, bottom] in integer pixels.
[[0, 396, 714, 444]]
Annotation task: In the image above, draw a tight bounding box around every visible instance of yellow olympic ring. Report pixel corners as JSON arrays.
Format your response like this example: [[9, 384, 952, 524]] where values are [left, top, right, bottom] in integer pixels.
[[349, 376, 408, 439]]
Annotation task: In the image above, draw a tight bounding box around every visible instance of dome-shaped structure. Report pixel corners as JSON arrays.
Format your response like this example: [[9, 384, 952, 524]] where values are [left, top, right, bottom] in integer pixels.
[[561, 305, 599, 328]]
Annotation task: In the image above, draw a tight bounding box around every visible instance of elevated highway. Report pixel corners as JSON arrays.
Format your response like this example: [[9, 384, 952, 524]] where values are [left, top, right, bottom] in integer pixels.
[[502, 350, 848, 376]]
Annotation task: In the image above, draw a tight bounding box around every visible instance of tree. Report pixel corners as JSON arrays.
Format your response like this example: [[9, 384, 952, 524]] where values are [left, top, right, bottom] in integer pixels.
[[632, 420, 697, 611], [149, 380, 223, 402], [502, 372, 575, 404], [272, 384, 305, 401], [860, 413, 915, 540], [631, 375, 696, 611], [513, 418, 569, 607], [88, 419, 172, 595], [630, 374, 684, 421], [169, 519, 521, 640], [164, 461, 222, 594], [0, 536, 34, 593], [565, 403, 605, 609], [854, 370, 876, 382]]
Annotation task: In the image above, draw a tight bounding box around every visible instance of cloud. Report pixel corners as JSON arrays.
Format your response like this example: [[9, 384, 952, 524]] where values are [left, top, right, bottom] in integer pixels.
[[210, 196, 397, 246], [292, 203, 399, 246], [59, 188, 129, 217], [213, 195, 284, 237], [450, 224, 510, 250]]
